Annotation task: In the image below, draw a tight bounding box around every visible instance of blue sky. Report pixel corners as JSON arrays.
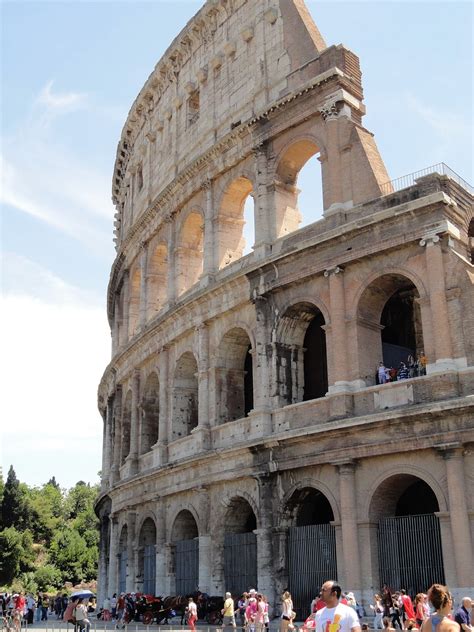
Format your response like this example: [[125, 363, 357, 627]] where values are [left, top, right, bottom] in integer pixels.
[[1, 1, 472, 489]]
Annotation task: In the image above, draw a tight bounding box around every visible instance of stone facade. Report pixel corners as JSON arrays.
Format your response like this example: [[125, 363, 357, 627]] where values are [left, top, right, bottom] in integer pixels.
[[96, 0, 474, 613]]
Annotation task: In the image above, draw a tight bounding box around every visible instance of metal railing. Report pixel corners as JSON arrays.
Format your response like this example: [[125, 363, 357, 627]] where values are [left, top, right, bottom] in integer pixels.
[[379, 162, 473, 197]]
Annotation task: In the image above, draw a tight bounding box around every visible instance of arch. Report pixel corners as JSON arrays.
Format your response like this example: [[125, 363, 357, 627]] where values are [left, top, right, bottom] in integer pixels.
[[280, 479, 340, 526], [273, 137, 323, 238], [367, 471, 446, 594], [120, 389, 132, 466], [223, 495, 258, 534], [140, 372, 159, 454], [172, 351, 198, 439], [118, 524, 128, 593], [355, 272, 426, 385], [223, 495, 258, 597], [171, 509, 199, 542], [177, 210, 204, 295], [274, 301, 328, 405], [216, 176, 255, 268], [215, 327, 254, 423], [128, 266, 141, 337], [146, 241, 168, 319], [364, 466, 448, 522], [138, 517, 157, 594]]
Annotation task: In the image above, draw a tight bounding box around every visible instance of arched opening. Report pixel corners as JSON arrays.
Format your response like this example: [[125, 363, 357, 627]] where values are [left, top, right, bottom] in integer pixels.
[[274, 140, 322, 238], [217, 177, 254, 268], [118, 525, 128, 594], [177, 211, 203, 295], [140, 373, 159, 455], [468, 217, 474, 263], [171, 510, 199, 595], [285, 488, 337, 618], [146, 242, 168, 319], [138, 518, 156, 595], [128, 267, 141, 337], [120, 390, 132, 466], [172, 352, 198, 439], [369, 474, 445, 594], [275, 302, 328, 406], [216, 328, 254, 424], [357, 274, 425, 385], [224, 497, 257, 597]]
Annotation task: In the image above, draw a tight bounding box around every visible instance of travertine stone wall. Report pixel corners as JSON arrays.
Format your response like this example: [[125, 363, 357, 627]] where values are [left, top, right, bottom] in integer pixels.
[[96, 0, 474, 613]]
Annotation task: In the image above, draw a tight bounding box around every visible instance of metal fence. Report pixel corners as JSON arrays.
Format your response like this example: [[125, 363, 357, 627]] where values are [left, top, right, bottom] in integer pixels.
[[379, 163, 473, 197], [224, 532, 258, 596], [378, 513, 445, 595], [143, 544, 156, 595], [119, 550, 128, 594], [288, 524, 337, 619], [176, 539, 199, 595]]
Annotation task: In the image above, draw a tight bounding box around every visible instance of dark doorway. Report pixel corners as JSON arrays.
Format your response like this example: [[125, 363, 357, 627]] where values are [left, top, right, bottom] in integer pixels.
[[381, 287, 422, 367], [244, 345, 254, 416], [303, 312, 328, 400]]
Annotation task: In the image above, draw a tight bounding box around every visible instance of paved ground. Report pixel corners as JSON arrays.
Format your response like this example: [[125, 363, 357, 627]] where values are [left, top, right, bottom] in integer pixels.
[[14, 620, 286, 632]]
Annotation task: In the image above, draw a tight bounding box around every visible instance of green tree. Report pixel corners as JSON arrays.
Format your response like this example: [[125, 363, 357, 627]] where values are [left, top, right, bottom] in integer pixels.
[[49, 528, 96, 584], [1, 466, 27, 529], [29, 482, 65, 545], [0, 527, 35, 585], [34, 564, 62, 591]]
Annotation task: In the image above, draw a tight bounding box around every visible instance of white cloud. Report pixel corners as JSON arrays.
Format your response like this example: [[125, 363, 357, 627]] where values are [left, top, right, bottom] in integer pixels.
[[405, 93, 471, 142], [37, 80, 88, 112], [0, 257, 110, 488]]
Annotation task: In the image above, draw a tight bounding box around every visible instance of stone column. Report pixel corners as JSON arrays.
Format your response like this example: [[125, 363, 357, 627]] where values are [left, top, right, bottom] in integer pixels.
[[108, 516, 119, 598], [336, 461, 362, 590], [128, 369, 140, 475], [324, 266, 351, 391], [201, 180, 216, 281], [156, 346, 169, 465], [155, 501, 166, 595], [320, 106, 343, 213], [126, 511, 137, 593], [139, 244, 148, 330], [195, 324, 211, 451], [113, 295, 120, 355], [97, 516, 110, 607], [122, 271, 130, 345], [253, 144, 273, 259], [110, 386, 122, 486], [251, 296, 272, 434], [438, 445, 473, 588], [198, 487, 212, 593], [419, 235, 455, 371], [255, 475, 276, 603], [166, 218, 176, 305], [102, 396, 113, 490]]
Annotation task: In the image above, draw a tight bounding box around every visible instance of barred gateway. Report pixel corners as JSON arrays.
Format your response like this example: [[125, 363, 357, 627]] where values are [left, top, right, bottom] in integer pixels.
[[95, 0, 474, 613]]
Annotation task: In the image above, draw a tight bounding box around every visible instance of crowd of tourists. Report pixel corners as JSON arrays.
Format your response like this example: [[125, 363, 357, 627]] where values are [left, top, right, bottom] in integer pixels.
[[376, 353, 427, 385]]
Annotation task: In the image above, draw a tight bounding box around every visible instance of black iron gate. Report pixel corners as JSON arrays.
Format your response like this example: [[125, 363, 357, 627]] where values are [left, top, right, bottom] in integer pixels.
[[176, 539, 199, 594], [378, 514, 445, 594], [143, 544, 156, 595], [118, 550, 127, 594], [224, 532, 257, 596], [288, 524, 337, 619]]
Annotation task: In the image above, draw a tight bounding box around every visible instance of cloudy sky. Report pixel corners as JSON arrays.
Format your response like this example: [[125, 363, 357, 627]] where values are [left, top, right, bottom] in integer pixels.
[[1, 1, 472, 489]]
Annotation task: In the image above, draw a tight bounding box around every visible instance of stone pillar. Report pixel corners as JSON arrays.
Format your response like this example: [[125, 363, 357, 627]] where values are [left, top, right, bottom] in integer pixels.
[[325, 266, 351, 391], [321, 107, 343, 213], [110, 386, 122, 486], [155, 502, 166, 594], [256, 475, 276, 603], [102, 396, 113, 490], [97, 516, 109, 607], [122, 271, 130, 344], [251, 296, 272, 434], [195, 324, 211, 451], [164, 542, 175, 595], [201, 180, 216, 281], [336, 462, 362, 591], [438, 445, 473, 588], [419, 235, 455, 371], [108, 516, 119, 598], [198, 488, 212, 593], [128, 369, 140, 475], [166, 218, 176, 305], [253, 144, 273, 259], [126, 511, 137, 592], [156, 346, 169, 465], [113, 295, 120, 355], [272, 527, 289, 610], [139, 244, 148, 330]]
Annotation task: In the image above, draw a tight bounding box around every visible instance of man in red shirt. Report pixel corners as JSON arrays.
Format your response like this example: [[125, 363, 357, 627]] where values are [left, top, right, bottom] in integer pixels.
[[400, 590, 415, 624]]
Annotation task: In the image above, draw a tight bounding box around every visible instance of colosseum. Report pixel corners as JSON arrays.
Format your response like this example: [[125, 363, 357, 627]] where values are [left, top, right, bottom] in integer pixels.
[[96, 0, 474, 614]]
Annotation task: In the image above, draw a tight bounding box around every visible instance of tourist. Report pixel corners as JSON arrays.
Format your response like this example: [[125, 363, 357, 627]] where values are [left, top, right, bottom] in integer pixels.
[[74, 599, 91, 632], [246, 593, 258, 632], [222, 592, 236, 630], [238, 594, 248, 630], [407, 355, 416, 378], [418, 352, 427, 376], [454, 597, 472, 632], [421, 584, 460, 632], [315, 581, 360, 632], [398, 363, 409, 380], [370, 594, 384, 629], [36, 594, 42, 623], [255, 595, 266, 632], [383, 617, 396, 632], [401, 590, 416, 625], [102, 596, 111, 622], [281, 591, 294, 632], [415, 595, 427, 628], [311, 595, 325, 613], [263, 595, 270, 632], [378, 362, 388, 384], [186, 597, 197, 632], [406, 620, 419, 631], [26, 593, 35, 624], [63, 597, 78, 624], [111, 594, 117, 620]]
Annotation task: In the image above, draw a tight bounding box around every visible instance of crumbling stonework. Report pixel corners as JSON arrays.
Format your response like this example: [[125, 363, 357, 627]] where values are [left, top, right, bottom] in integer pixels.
[[96, 0, 474, 612]]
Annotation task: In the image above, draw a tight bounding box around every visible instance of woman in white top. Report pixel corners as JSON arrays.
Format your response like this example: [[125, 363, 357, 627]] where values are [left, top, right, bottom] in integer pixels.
[[281, 592, 294, 632], [74, 600, 90, 632]]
